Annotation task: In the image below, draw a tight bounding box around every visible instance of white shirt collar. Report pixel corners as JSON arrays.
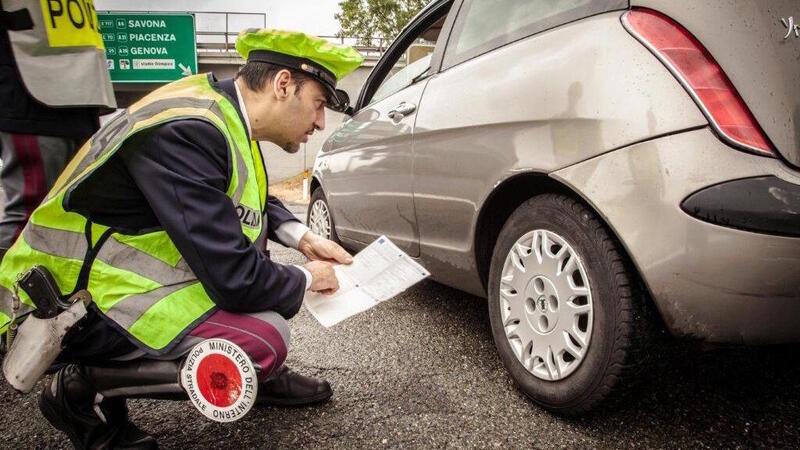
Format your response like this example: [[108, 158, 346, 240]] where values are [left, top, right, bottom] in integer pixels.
[[233, 79, 252, 140]]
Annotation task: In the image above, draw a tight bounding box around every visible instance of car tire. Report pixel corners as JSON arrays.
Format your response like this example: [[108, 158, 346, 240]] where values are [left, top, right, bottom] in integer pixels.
[[487, 193, 650, 415], [307, 187, 340, 244]]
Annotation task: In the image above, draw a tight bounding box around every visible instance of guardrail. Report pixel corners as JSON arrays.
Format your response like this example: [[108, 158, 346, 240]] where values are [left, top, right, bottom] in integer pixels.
[[193, 12, 387, 59]]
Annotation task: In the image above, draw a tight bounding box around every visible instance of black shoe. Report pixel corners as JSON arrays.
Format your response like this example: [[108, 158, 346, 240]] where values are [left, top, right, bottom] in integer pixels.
[[39, 364, 158, 450], [256, 366, 333, 406]]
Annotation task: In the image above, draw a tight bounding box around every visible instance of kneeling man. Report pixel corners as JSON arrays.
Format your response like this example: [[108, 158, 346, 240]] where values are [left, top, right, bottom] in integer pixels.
[[0, 29, 363, 448]]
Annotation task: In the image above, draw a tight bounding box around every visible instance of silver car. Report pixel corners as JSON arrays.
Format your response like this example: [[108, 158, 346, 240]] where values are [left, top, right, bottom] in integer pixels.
[[308, 0, 800, 415]]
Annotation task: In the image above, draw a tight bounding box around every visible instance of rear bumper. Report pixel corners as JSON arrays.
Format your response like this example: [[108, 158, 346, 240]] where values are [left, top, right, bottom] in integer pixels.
[[553, 127, 800, 344]]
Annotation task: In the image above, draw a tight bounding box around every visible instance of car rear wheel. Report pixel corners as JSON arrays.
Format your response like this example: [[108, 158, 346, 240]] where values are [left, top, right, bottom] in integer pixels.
[[307, 188, 339, 244], [488, 194, 648, 415]]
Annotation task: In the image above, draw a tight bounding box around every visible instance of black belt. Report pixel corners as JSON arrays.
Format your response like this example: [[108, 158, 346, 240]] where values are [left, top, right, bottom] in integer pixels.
[[247, 49, 337, 91]]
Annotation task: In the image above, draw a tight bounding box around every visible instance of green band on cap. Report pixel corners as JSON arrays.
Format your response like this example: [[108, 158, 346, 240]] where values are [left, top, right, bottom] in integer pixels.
[[236, 29, 364, 81]]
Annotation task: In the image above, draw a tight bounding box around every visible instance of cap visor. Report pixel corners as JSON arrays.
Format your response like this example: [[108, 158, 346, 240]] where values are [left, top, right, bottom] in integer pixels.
[[322, 84, 350, 113]]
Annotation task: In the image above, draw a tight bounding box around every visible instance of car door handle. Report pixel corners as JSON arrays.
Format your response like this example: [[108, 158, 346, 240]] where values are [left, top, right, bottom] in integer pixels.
[[387, 102, 416, 121]]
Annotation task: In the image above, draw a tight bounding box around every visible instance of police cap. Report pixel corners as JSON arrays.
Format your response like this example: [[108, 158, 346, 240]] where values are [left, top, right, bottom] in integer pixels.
[[236, 29, 364, 113]]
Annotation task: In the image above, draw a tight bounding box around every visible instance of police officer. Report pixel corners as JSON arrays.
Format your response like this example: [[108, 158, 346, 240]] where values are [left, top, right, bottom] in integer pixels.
[[0, 29, 364, 448], [0, 0, 116, 260]]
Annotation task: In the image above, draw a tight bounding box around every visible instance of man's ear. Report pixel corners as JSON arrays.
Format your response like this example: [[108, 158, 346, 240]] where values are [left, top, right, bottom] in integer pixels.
[[272, 69, 293, 100]]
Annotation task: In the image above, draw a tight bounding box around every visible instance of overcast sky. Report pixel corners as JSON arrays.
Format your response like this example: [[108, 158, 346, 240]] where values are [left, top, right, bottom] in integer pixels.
[[94, 0, 343, 37]]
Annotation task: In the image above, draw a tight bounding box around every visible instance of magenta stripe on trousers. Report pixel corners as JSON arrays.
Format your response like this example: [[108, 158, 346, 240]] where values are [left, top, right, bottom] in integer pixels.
[[189, 309, 289, 381]]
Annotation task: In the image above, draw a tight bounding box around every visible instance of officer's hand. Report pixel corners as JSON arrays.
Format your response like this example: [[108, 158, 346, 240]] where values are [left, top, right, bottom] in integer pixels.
[[298, 231, 353, 265], [303, 260, 339, 294]]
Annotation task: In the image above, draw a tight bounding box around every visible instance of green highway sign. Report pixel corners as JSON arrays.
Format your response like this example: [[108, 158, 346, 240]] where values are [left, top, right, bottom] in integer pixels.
[[98, 12, 197, 83]]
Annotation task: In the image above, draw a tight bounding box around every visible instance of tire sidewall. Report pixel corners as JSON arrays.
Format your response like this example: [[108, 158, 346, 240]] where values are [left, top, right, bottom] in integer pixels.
[[307, 188, 339, 243], [487, 195, 623, 412]]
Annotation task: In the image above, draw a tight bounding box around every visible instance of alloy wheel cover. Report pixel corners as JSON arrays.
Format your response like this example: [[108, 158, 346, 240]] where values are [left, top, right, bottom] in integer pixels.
[[498, 229, 594, 381], [309, 199, 332, 239]]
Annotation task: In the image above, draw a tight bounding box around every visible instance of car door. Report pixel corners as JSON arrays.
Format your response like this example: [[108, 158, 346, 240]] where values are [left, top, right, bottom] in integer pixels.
[[320, 1, 454, 256], [411, 0, 629, 293]]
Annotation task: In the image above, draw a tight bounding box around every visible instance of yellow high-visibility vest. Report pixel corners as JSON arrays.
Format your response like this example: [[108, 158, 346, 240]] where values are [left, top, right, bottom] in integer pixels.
[[0, 74, 268, 354]]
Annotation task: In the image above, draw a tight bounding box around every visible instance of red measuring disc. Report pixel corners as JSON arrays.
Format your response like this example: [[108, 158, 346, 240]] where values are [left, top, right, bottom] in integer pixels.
[[180, 339, 257, 422]]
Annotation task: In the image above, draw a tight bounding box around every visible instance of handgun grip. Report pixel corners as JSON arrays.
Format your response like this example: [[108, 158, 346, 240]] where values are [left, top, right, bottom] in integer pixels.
[[18, 266, 67, 319]]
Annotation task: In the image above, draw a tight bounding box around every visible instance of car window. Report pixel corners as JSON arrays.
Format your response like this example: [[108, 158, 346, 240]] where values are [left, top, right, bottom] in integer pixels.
[[361, 9, 450, 107], [442, 0, 627, 69], [371, 52, 433, 104]]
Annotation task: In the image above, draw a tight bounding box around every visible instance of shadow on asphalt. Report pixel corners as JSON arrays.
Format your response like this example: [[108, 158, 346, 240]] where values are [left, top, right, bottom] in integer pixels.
[[408, 280, 800, 446]]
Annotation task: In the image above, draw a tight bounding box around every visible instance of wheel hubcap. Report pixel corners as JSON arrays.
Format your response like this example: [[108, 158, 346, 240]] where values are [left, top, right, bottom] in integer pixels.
[[499, 229, 593, 381], [309, 199, 332, 240]]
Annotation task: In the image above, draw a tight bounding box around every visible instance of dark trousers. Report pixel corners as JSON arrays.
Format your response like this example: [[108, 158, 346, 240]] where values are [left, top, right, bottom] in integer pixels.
[[0, 132, 81, 251]]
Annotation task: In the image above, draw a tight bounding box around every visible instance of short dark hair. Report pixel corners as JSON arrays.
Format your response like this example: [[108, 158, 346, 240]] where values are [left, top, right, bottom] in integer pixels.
[[235, 61, 314, 96]]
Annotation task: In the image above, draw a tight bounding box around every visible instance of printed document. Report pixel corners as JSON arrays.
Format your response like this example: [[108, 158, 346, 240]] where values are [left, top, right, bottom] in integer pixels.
[[304, 236, 430, 327]]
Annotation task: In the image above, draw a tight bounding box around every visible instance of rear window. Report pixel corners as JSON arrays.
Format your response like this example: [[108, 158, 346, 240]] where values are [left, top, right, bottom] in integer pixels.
[[442, 0, 627, 69]]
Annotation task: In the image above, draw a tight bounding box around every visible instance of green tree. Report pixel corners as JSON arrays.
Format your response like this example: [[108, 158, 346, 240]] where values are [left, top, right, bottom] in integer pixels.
[[336, 0, 431, 48]]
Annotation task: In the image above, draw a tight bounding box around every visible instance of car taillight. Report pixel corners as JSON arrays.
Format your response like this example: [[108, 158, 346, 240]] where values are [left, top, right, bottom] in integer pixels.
[[622, 8, 775, 157]]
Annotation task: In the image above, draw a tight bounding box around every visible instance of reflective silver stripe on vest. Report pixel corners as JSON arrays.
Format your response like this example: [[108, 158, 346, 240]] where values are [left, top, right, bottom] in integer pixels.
[[23, 223, 87, 260], [80, 98, 221, 174], [0, 284, 33, 319], [103, 280, 197, 330], [95, 237, 196, 286], [230, 138, 249, 207], [67, 97, 248, 206], [22, 221, 196, 286]]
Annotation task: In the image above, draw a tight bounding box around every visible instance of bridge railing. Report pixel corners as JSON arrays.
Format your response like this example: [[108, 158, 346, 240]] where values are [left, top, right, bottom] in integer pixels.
[[316, 36, 390, 60], [193, 12, 386, 60], [194, 11, 266, 52]]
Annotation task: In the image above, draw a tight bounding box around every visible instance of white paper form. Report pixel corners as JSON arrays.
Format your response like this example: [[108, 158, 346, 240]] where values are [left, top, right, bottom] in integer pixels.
[[304, 236, 430, 327]]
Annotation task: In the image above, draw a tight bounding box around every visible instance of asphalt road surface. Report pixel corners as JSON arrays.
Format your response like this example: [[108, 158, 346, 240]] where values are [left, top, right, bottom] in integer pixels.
[[1, 204, 798, 449]]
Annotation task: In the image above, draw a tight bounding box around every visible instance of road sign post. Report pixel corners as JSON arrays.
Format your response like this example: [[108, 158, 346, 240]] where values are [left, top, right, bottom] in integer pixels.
[[98, 12, 197, 83]]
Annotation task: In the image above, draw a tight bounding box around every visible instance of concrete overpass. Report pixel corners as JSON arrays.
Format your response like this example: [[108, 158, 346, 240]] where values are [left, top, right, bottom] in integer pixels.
[[110, 11, 378, 182]]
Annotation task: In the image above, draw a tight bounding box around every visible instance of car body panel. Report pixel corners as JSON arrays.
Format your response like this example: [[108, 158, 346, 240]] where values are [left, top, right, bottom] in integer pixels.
[[553, 127, 800, 343], [633, 0, 800, 167], [411, 12, 705, 294], [312, 2, 800, 344], [319, 81, 428, 256]]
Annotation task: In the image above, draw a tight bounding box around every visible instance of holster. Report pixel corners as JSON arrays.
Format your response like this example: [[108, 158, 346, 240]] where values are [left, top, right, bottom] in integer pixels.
[[2, 299, 88, 392], [2, 266, 91, 393]]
